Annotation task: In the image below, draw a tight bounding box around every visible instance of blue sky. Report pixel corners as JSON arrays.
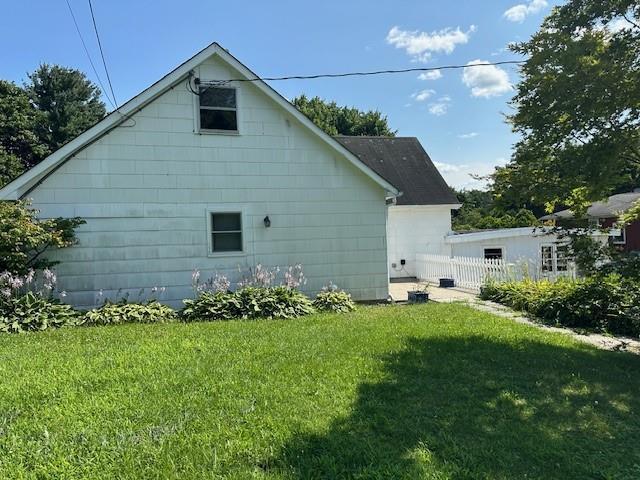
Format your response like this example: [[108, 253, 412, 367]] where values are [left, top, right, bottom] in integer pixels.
[[1, 0, 560, 189]]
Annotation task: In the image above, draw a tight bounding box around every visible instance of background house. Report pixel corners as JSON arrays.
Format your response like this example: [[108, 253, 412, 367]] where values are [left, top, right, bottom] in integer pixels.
[[335, 136, 460, 279], [541, 190, 640, 253]]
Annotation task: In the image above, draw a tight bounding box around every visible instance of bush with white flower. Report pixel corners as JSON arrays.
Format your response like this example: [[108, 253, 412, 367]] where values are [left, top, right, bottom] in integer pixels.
[[0, 268, 79, 333]]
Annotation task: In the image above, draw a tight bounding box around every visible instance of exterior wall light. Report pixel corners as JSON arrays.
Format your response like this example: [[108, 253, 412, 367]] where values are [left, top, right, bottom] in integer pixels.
[[263, 215, 271, 228]]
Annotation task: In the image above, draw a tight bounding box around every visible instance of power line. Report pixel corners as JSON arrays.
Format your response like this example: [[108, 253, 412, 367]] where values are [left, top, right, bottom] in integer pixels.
[[87, 0, 118, 108], [197, 60, 526, 85], [64, 0, 116, 110]]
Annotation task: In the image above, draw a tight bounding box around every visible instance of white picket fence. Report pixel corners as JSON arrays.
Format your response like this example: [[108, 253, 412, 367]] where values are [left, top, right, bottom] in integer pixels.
[[415, 253, 575, 292]]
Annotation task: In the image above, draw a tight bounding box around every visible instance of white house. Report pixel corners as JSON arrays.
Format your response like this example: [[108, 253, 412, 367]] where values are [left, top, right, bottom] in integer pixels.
[[335, 137, 461, 279], [1, 43, 410, 308]]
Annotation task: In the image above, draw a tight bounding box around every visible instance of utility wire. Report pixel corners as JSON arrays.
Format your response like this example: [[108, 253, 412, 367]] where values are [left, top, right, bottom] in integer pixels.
[[64, 0, 116, 110], [196, 60, 526, 85], [88, 0, 118, 108]]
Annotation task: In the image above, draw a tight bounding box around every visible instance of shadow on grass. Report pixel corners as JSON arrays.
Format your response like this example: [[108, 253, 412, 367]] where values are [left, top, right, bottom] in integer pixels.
[[275, 336, 640, 479]]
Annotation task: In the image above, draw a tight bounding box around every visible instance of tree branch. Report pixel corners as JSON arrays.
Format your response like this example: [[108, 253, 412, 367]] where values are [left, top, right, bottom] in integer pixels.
[[622, 13, 640, 30]]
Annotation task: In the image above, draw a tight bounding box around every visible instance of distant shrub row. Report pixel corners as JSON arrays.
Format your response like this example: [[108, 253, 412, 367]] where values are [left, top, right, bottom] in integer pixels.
[[480, 275, 640, 338], [0, 266, 356, 334]]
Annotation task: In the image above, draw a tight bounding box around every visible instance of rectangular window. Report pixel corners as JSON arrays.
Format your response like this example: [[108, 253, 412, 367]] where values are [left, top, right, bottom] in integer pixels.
[[541, 245, 554, 272], [199, 86, 238, 132], [483, 248, 503, 260], [210, 212, 242, 252], [611, 223, 626, 245], [556, 244, 569, 271]]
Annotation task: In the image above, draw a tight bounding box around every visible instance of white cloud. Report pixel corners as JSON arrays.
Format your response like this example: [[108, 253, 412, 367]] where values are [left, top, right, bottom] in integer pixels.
[[433, 161, 462, 174], [428, 96, 452, 116], [462, 60, 512, 98], [503, 0, 548, 23], [434, 159, 506, 189], [386, 25, 476, 62], [458, 132, 479, 139], [418, 70, 442, 80], [411, 89, 436, 102]]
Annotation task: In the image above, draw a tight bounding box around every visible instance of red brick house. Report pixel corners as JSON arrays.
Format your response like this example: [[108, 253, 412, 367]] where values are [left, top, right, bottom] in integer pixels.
[[541, 190, 640, 253]]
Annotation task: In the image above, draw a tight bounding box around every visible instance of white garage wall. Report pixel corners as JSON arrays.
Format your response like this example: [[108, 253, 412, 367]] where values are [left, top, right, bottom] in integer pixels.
[[387, 205, 455, 278], [28, 54, 390, 308], [447, 229, 561, 266]]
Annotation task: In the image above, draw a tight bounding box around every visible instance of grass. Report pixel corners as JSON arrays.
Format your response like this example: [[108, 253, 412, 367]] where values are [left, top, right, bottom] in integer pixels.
[[1, 303, 639, 479]]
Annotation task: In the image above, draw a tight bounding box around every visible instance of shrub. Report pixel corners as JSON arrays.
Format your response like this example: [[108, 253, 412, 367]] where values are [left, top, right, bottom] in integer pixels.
[[181, 291, 240, 322], [313, 284, 356, 313], [182, 286, 315, 321], [0, 291, 79, 333], [83, 300, 177, 326], [480, 275, 640, 337], [0, 268, 78, 333], [0, 200, 84, 274], [234, 286, 315, 319]]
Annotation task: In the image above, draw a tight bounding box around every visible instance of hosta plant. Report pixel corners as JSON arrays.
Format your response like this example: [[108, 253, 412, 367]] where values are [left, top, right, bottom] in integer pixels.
[[181, 291, 241, 322], [313, 283, 356, 313], [0, 291, 79, 333], [83, 300, 177, 326]]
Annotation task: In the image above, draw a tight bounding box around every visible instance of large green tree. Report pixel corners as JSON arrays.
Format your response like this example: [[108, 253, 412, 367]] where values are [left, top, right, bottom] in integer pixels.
[[27, 64, 106, 154], [0, 66, 106, 187], [292, 95, 396, 136], [496, 0, 640, 215], [0, 81, 48, 181]]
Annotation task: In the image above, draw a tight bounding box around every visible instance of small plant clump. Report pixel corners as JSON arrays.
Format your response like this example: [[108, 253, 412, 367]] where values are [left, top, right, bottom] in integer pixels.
[[83, 300, 177, 326], [183, 266, 315, 321], [313, 283, 356, 313], [0, 269, 79, 333]]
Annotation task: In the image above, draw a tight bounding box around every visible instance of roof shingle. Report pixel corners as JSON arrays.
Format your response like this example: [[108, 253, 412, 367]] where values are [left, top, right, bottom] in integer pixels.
[[334, 136, 458, 206]]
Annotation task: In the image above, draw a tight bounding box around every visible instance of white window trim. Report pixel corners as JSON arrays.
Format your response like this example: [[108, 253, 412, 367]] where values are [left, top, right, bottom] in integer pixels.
[[482, 245, 505, 261], [205, 206, 248, 257], [195, 84, 241, 135], [612, 223, 626, 245]]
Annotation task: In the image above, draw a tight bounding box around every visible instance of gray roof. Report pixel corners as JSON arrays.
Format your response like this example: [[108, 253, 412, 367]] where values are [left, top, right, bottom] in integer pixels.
[[334, 136, 458, 206], [540, 191, 640, 220]]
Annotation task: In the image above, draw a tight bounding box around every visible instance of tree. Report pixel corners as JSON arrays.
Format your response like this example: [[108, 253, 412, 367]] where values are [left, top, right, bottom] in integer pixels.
[[0, 80, 49, 178], [292, 95, 396, 136], [497, 0, 640, 215], [452, 189, 540, 231], [0, 200, 84, 274], [26, 64, 106, 154]]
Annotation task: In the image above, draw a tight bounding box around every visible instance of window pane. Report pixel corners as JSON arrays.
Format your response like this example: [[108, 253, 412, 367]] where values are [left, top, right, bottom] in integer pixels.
[[199, 87, 236, 108], [541, 246, 553, 272], [212, 213, 241, 231], [484, 248, 503, 260], [200, 109, 237, 131], [212, 232, 242, 252], [556, 245, 569, 271]]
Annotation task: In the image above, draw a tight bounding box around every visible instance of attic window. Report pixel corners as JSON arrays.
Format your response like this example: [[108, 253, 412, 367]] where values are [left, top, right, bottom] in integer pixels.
[[198, 86, 238, 132]]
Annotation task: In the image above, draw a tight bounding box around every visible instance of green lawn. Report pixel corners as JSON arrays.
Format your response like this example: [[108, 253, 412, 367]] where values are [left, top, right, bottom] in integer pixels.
[[1, 304, 639, 479]]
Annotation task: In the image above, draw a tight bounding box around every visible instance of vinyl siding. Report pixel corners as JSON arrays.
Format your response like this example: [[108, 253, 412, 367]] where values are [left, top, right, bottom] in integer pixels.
[[29, 54, 389, 308]]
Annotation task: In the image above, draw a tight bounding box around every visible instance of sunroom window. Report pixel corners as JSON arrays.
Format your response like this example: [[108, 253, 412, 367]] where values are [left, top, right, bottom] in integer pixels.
[[198, 86, 238, 132]]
